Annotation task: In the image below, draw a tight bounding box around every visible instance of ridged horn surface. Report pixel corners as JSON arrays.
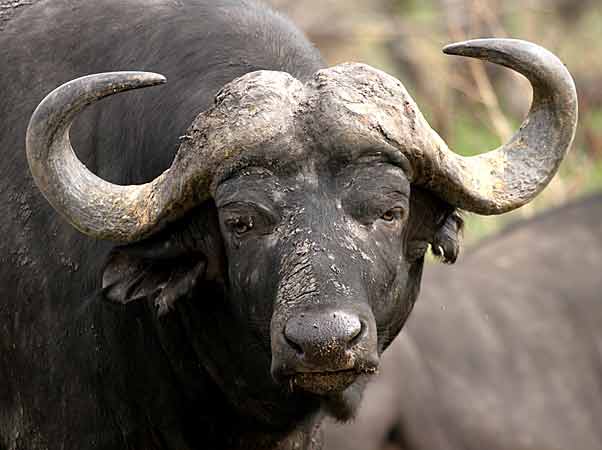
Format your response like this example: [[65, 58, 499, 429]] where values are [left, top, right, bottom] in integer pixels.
[[26, 72, 182, 242], [425, 38, 577, 214]]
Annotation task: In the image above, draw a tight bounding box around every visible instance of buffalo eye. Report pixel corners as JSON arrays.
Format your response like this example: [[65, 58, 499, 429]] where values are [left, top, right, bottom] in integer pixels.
[[380, 207, 405, 223], [219, 203, 278, 241], [226, 216, 254, 236]]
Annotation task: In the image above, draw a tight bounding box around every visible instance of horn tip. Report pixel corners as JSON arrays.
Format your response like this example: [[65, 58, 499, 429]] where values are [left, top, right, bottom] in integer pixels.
[[142, 72, 168, 85], [442, 40, 474, 56], [442, 42, 463, 55], [442, 39, 500, 57]]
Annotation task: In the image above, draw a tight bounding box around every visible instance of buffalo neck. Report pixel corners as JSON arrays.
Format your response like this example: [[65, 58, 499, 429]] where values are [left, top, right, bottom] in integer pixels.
[[86, 289, 325, 449]]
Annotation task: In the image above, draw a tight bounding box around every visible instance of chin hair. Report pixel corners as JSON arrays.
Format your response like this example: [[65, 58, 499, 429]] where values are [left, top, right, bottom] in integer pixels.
[[321, 375, 371, 422]]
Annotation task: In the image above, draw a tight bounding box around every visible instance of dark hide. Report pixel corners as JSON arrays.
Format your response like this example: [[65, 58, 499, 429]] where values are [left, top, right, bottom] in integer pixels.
[[0, 1, 460, 449], [323, 193, 602, 450]]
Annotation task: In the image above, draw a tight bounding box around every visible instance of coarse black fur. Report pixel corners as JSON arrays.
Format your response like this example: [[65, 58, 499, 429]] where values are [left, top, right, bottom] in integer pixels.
[[0, 1, 461, 449]]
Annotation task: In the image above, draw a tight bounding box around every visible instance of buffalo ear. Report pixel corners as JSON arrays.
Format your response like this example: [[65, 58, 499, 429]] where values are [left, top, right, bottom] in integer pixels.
[[406, 188, 462, 263], [101, 204, 225, 315], [102, 251, 207, 316], [430, 210, 463, 264]]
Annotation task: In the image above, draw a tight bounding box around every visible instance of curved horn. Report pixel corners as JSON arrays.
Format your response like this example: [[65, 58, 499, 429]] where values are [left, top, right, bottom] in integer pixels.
[[26, 72, 192, 242], [422, 39, 578, 214], [27, 70, 303, 242]]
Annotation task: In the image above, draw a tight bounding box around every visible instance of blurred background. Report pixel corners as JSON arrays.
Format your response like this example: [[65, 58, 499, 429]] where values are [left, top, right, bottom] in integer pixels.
[[269, 0, 602, 244]]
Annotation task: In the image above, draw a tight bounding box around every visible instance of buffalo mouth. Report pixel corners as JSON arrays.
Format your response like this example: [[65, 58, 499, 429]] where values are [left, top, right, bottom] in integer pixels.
[[291, 368, 377, 395]]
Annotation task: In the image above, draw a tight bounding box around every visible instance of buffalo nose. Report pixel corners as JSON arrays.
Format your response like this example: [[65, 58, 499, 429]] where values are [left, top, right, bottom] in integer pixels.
[[284, 310, 364, 357]]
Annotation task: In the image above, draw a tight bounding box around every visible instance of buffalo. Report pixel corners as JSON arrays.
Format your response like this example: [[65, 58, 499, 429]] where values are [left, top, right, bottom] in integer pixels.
[[324, 193, 602, 450], [0, 0, 577, 449]]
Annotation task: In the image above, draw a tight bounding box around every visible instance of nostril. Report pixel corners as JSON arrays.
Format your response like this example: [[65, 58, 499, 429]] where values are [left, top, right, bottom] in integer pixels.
[[285, 335, 304, 355], [283, 325, 305, 355], [347, 318, 365, 347]]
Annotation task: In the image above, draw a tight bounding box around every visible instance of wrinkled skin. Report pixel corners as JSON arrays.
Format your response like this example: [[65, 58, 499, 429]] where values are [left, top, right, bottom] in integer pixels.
[[105, 179, 456, 415], [0, 1, 461, 449], [216, 144, 427, 371], [324, 194, 602, 450]]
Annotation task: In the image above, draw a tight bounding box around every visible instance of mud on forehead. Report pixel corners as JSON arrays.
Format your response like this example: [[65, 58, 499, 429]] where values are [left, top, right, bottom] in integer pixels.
[[209, 64, 420, 185], [302, 63, 428, 167]]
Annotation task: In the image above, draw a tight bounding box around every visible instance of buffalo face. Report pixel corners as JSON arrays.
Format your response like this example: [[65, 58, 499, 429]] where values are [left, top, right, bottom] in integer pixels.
[[214, 162, 453, 421], [216, 152, 412, 396], [206, 69, 458, 411]]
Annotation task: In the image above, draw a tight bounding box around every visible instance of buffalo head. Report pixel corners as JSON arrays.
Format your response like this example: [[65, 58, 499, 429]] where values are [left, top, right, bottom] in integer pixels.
[[25, 39, 577, 420]]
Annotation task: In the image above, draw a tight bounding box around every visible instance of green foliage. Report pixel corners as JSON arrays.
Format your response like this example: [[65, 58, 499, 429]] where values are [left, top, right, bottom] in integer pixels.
[[448, 113, 502, 157]]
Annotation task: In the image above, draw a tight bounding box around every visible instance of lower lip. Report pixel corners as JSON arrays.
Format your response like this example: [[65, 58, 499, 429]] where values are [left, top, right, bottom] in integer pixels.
[[292, 370, 362, 395]]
